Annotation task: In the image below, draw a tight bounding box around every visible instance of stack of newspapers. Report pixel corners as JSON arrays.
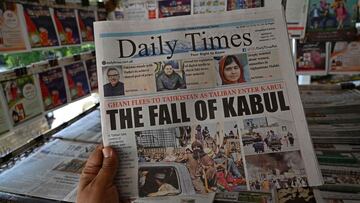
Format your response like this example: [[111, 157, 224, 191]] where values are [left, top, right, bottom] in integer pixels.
[[300, 84, 360, 203]]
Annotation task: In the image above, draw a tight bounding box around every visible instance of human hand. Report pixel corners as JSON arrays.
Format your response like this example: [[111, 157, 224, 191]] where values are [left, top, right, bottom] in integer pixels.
[[77, 145, 119, 203]]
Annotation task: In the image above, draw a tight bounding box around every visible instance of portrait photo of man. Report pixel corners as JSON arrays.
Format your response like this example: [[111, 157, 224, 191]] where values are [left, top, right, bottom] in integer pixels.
[[103, 67, 124, 97]]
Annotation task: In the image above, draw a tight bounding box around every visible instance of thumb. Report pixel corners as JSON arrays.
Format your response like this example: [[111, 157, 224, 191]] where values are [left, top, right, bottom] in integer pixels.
[[95, 147, 118, 187]]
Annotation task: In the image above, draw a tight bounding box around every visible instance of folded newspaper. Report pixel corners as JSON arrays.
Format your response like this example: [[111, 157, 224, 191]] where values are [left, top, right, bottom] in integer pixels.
[[94, 6, 323, 201]]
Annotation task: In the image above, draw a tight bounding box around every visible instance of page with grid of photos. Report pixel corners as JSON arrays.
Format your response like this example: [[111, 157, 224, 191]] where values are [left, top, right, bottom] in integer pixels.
[[94, 7, 323, 201]]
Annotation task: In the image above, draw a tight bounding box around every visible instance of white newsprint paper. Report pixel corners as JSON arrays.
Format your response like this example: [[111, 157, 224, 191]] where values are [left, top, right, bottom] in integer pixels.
[[94, 7, 323, 201]]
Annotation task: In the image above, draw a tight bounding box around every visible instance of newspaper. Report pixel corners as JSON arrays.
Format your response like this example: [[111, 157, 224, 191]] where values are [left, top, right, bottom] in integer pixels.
[[0, 139, 96, 202], [284, 0, 309, 39], [316, 190, 360, 203], [320, 165, 360, 192], [53, 109, 102, 143], [94, 7, 322, 200], [329, 41, 360, 74], [0, 115, 48, 158]]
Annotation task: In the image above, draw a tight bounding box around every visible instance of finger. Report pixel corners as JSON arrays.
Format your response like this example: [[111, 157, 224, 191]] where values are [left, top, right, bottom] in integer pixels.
[[94, 146, 118, 187], [79, 144, 103, 190]]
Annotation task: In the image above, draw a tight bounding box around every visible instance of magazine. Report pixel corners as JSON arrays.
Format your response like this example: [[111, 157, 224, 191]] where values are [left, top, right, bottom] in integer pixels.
[[77, 9, 95, 42], [38, 66, 68, 111], [1, 74, 42, 126], [97, 8, 107, 21], [295, 41, 327, 75], [94, 7, 322, 200], [0, 2, 27, 52], [305, 0, 358, 42], [329, 41, 360, 74], [64, 61, 91, 101], [22, 4, 59, 48], [53, 8, 81, 46]]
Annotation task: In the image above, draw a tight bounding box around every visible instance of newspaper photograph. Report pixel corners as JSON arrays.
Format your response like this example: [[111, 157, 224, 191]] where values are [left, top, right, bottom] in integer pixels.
[[22, 4, 59, 48], [306, 0, 358, 42], [94, 8, 322, 200], [38, 66, 68, 111]]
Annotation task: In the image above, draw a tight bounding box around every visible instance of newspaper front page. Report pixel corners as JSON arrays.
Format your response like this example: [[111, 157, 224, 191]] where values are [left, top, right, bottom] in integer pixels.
[[94, 7, 322, 200]]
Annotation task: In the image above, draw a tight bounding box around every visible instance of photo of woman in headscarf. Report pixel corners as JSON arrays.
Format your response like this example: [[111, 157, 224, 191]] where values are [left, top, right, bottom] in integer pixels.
[[218, 55, 246, 85], [156, 60, 186, 91]]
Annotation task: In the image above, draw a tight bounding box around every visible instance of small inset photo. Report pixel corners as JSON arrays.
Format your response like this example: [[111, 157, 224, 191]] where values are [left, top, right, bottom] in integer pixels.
[[215, 54, 250, 85], [103, 66, 125, 97], [245, 151, 308, 192], [155, 60, 186, 92], [241, 116, 299, 155]]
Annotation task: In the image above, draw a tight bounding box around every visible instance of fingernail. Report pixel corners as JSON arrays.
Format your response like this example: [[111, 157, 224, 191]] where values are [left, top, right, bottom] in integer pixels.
[[102, 148, 112, 158]]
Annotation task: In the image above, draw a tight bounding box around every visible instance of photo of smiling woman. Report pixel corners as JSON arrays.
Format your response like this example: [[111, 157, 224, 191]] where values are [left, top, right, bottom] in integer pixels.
[[218, 55, 249, 85]]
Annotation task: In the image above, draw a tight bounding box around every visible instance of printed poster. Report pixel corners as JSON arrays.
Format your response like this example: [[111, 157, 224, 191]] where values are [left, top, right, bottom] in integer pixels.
[[158, 0, 191, 18], [23, 4, 59, 48], [329, 41, 360, 74], [193, 0, 226, 14], [85, 58, 98, 91], [1, 75, 42, 126], [0, 2, 27, 52], [38, 67, 68, 111], [296, 41, 327, 75], [53, 8, 81, 46], [227, 0, 264, 10], [306, 0, 358, 42], [65, 62, 90, 101], [77, 9, 95, 42]]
